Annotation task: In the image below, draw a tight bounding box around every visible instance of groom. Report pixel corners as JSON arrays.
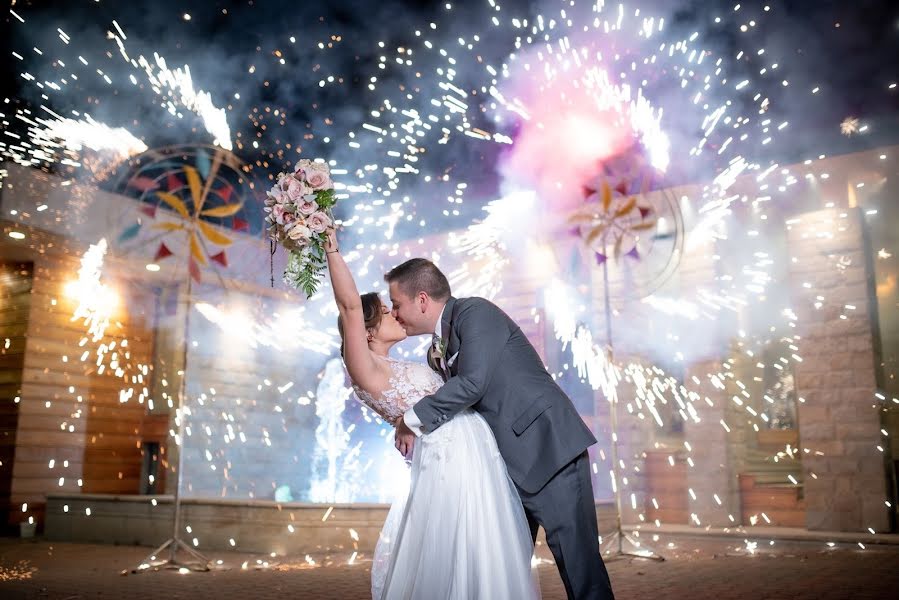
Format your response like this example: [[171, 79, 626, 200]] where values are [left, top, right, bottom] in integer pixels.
[[387, 258, 615, 600]]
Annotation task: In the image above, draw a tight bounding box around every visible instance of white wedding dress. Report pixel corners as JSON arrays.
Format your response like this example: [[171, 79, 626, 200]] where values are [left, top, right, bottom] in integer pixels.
[[353, 355, 540, 600]]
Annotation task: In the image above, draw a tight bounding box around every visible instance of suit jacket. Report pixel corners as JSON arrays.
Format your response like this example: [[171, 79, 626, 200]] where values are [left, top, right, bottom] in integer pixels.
[[414, 296, 597, 493]]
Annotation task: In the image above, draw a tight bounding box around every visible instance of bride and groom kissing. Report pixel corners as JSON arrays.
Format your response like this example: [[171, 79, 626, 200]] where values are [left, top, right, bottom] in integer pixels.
[[326, 228, 615, 600]]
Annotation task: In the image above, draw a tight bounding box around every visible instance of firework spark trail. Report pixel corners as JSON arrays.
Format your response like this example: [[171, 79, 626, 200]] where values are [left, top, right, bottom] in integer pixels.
[[262, 0, 847, 522], [66, 239, 115, 342], [2, 106, 147, 173], [64, 240, 155, 406], [114, 36, 234, 151], [444, 192, 531, 300], [330, 0, 867, 532], [348, 1, 786, 199], [5, 0, 892, 542], [30, 113, 148, 171], [340, 1, 803, 311], [2, 14, 233, 174], [194, 303, 338, 355]]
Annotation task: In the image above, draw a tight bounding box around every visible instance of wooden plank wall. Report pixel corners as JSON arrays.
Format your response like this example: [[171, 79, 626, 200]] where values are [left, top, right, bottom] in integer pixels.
[[644, 450, 689, 524], [0, 262, 32, 533], [1, 228, 163, 528]]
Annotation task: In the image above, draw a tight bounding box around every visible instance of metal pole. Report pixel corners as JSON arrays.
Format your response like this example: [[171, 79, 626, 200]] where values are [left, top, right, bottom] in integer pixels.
[[133, 274, 210, 572], [602, 259, 625, 554], [169, 274, 192, 560], [601, 256, 663, 561]]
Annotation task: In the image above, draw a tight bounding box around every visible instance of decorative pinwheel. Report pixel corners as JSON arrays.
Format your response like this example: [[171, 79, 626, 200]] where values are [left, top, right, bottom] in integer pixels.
[[568, 177, 657, 264], [111, 145, 254, 283], [566, 146, 684, 300]]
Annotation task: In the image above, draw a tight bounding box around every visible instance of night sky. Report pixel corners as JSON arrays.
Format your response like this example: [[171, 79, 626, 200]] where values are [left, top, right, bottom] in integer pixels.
[[4, 0, 899, 216]]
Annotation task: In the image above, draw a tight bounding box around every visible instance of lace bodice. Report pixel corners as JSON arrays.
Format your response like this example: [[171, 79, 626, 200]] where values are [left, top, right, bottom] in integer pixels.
[[352, 356, 443, 425]]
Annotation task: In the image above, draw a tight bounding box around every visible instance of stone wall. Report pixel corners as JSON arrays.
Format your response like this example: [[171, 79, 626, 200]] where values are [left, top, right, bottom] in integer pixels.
[[788, 207, 890, 532], [684, 361, 741, 527], [44, 493, 619, 554]]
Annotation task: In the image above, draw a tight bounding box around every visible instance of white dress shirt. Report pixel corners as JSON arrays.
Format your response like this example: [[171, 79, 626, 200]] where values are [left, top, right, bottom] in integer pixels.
[[401, 304, 446, 437]]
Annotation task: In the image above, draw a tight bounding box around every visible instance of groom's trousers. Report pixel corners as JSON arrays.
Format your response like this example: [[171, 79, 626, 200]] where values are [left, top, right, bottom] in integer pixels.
[[518, 450, 615, 600]]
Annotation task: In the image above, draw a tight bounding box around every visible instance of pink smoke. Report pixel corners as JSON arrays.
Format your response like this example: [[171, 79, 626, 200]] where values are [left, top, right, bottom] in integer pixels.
[[497, 68, 638, 214]]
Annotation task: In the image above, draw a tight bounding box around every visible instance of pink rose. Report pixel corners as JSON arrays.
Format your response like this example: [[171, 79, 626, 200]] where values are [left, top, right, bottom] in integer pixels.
[[297, 197, 319, 216], [293, 160, 332, 190], [304, 164, 332, 190], [270, 204, 297, 227], [293, 159, 313, 176], [271, 204, 286, 224], [286, 177, 309, 202], [268, 184, 288, 205], [307, 211, 332, 234]]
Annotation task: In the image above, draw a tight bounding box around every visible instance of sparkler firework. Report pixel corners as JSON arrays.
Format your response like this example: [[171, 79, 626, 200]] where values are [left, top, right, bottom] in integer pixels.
[[3, 0, 895, 559]]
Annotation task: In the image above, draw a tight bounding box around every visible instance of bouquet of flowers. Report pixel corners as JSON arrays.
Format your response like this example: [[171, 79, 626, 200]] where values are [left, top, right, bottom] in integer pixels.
[[265, 160, 337, 297]]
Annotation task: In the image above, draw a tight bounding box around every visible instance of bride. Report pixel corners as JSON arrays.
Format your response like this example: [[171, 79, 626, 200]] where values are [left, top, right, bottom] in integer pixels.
[[324, 228, 539, 600]]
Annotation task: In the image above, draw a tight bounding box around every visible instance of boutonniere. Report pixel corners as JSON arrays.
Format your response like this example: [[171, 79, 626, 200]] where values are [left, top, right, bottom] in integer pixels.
[[433, 337, 448, 359]]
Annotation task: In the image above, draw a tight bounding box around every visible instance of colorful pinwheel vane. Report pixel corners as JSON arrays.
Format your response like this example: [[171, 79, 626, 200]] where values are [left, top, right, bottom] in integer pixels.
[[117, 148, 247, 282], [568, 177, 656, 265]]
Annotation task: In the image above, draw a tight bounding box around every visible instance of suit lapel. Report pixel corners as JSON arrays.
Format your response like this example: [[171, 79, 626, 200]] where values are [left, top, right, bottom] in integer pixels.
[[441, 297, 459, 374], [441, 297, 456, 342]]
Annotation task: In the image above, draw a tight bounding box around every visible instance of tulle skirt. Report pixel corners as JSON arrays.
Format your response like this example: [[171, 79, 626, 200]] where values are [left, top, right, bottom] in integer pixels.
[[371, 409, 540, 600]]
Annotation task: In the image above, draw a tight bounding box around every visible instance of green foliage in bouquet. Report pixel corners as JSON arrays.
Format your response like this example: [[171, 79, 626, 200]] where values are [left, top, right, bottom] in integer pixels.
[[283, 224, 329, 298]]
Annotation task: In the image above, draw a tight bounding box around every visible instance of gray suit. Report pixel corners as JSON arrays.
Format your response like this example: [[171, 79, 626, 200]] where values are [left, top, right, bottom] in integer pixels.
[[415, 297, 614, 600]]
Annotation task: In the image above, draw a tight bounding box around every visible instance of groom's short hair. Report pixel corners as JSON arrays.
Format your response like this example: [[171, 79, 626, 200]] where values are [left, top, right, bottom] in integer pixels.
[[385, 258, 451, 301]]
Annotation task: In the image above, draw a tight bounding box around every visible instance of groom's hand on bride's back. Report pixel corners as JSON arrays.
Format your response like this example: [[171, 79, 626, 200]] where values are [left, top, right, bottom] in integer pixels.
[[395, 419, 415, 458]]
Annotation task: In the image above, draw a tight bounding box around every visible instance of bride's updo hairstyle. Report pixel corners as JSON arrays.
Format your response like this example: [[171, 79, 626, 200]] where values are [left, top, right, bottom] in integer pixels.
[[337, 292, 383, 358]]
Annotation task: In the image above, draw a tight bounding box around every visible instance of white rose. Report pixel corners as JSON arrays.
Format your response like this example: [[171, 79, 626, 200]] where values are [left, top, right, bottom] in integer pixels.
[[287, 224, 312, 244]]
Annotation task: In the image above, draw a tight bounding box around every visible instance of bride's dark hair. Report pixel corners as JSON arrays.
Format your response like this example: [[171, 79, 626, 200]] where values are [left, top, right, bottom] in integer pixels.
[[337, 292, 383, 358]]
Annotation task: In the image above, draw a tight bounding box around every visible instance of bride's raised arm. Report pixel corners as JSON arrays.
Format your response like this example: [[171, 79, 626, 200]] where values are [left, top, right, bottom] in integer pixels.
[[324, 228, 379, 388]]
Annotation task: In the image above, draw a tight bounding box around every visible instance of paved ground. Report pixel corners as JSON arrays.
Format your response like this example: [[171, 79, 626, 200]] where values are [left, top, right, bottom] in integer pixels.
[[1, 533, 898, 599]]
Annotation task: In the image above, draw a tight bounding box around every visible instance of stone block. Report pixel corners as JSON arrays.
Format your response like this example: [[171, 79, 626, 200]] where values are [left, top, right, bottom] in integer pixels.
[[832, 494, 863, 514], [829, 317, 871, 337], [794, 362, 827, 379], [824, 457, 862, 475], [800, 389, 838, 406], [808, 440, 844, 456], [860, 496, 891, 532], [833, 477, 856, 498], [841, 387, 877, 404], [829, 403, 873, 424], [828, 352, 854, 370], [848, 352, 875, 370], [802, 461, 829, 480], [805, 510, 834, 531], [799, 421, 836, 440], [798, 405, 830, 424], [800, 323, 830, 339], [846, 335, 874, 353], [834, 422, 882, 441], [853, 369, 877, 388], [829, 370, 860, 389]]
